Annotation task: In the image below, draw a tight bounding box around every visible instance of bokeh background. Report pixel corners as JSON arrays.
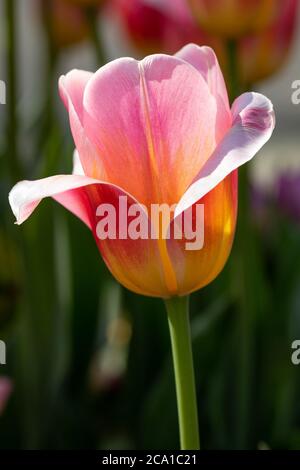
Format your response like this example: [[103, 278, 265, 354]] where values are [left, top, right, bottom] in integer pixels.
[[0, 0, 300, 450]]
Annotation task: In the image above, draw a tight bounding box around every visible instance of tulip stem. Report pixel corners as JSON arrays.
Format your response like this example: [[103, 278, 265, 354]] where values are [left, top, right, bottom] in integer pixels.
[[165, 296, 200, 450], [85, 6, 106, 66], [227, 39, 242, 102], [5, 0, 22, 181], [227, 37, 254, 448]]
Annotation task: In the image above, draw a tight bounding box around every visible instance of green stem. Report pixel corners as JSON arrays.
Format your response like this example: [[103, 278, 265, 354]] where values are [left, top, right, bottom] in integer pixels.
[[227, 38, 255, 449], [226, 39, 242, 103], [33, 0, 58, 166], [164, 296, 200, 450], [5, 0, 22, 181], [85, 7, 106, 66]]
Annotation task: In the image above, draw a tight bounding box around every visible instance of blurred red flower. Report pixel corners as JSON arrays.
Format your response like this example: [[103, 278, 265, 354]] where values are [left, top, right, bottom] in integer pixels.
[[112, 0, 222, 56]]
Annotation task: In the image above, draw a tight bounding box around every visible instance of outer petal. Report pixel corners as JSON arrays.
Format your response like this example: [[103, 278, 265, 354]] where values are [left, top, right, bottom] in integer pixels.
[[176, 44, 231, 142], [59, 70, 107, 180], [83, 54, 217, 207], [9, 174, 99, 227], [8, 175, 171, 297], [90, 185, 175, 297], [83, 57, 153, 205], [175, 92, 275, 218], [168, 171, 237, 295], [59, 70, 91, 122]]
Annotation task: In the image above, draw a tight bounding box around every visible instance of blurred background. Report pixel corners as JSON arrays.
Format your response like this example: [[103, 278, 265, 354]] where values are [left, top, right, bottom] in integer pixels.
[[0, 0, 300, 450]]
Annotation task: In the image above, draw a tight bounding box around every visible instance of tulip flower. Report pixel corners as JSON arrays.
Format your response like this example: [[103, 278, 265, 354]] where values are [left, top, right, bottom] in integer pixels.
[[239, 0, 298, 85], [41, 0, 89, 48], [188, 0, 280, 38], [113, 0, 222, 56], [9, 44, 275, 449], [9, 45, 274, 297], [277, 174, 300, 222]]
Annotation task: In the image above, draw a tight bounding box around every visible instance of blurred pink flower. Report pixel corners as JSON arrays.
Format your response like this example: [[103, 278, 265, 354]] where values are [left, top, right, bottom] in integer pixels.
[[112, 0, 222, 55], [277, 174, 300, 222], [9, 45, 274, 297], [0, 377, 13, 416]]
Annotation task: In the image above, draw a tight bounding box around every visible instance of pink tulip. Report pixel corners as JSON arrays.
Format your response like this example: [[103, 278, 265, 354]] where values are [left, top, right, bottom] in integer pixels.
[[9, 45, 275, 297]]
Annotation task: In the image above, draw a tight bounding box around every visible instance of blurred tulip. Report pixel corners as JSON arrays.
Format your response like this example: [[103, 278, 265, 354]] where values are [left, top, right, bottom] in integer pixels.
[[0, 377, 13, 416], [277, 173, 300, 222], [250, 184, 273, 231], [113, 0, 222, 55], [239, 0, 298, 85], [188, 0, 280, 38], [9, 45, 274, 297], [40, 0, 89, 48]]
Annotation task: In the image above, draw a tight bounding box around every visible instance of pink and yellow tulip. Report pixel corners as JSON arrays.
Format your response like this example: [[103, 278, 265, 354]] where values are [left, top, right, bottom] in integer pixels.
[[9, 45, 275, 298], [188, 0, 280, 38]]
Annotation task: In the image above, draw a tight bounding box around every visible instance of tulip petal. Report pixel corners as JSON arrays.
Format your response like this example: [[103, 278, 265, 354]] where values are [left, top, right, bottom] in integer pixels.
[[72, 149, 85, 175], [83, 54, 217, 206], [168, 171, 237, 295], [91, 185, 174, 297], [59, 69, 91, 123], [83, 57, 154, 205], [175, 44, 231, 142], [8, 174, 171, 297], [59, 70, 107, 180], [139, 53, 217, 204], [9, 174, 99, 227], [175, 92, 275, 218]]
